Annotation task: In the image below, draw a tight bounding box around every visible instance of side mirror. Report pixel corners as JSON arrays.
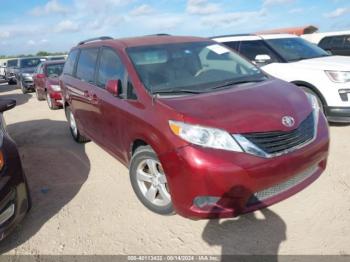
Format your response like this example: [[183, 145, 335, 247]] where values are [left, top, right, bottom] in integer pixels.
[[0, 99, 16, 113], [254, 54, 272, 64], [36, 73, 45, 79], [106, 79, 122, 97]]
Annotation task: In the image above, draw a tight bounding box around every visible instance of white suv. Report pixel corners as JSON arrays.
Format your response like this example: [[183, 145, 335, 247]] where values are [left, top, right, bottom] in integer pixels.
[[213, 34, 350, 123]]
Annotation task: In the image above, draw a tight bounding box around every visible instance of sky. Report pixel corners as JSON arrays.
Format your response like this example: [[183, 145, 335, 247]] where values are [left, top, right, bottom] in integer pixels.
[[0, 0, 350, 56]]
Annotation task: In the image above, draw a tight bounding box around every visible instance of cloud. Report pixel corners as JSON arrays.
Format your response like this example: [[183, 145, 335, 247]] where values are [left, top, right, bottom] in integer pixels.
[[0, 31, 10, 38], [324, 7, 350, 18], [186, 0, 221, 15], [55, 20, 80, 33], [263, 0, 295, 6], [201, 9, 267, 28], [74, 0, 133, 13], [27, 40, 36, 46], [30, 0, 69, 16], [129, 4, 155, 16], [289, 8, 304, 14]]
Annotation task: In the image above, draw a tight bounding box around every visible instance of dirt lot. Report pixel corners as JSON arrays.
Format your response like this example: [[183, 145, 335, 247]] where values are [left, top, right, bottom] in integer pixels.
[[0, 82, 349, 256]]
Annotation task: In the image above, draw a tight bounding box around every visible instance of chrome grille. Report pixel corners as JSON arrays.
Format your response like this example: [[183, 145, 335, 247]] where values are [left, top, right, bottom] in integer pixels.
[[247, 164, 318, 206], [242, 113, 314, 155]]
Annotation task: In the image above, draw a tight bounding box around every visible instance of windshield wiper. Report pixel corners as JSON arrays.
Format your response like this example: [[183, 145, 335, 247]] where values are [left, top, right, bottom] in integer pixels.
[[153, 89, 204, 95], [289, 54, 329, 62], [211, 78, 266, 90]]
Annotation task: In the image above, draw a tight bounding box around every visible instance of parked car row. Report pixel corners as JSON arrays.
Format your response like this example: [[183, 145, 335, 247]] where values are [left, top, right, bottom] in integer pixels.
[[2, 56, 67, 94]]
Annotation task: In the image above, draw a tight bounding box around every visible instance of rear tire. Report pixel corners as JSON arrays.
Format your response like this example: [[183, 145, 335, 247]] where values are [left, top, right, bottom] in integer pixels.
[[65, 107, 90, 143], [130, 145, 174, 215]]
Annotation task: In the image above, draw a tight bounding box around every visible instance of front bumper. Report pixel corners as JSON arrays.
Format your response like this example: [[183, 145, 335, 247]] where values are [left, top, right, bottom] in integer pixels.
[[325, 106, 350, 123], [0, 136, 29, 240], [160, 114, 329, 219], [21, 77, 34, 90]]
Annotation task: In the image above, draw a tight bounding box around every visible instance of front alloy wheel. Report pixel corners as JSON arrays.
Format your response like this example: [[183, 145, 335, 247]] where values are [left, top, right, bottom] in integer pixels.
[[130, 146, 174, 215], [46, 92, 58, 110]]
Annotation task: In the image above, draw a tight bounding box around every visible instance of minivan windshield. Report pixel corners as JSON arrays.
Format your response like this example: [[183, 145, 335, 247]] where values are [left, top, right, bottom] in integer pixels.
[[266, 37, 329, 62], [46, 63, 65, 77], [20, 58, 42, 68], [127, 41, 266, 94]]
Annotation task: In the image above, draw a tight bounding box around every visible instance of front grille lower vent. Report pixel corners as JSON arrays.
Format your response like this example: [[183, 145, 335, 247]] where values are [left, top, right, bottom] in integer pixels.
[[242, 113, 314, 155], [247, 164, 318, 206]]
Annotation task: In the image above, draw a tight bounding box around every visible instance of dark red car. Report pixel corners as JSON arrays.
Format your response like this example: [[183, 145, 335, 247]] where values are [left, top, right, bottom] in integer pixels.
[[0, 99, 30, 240], [60, 35, 329, 219], [34, 60, 65, 110]]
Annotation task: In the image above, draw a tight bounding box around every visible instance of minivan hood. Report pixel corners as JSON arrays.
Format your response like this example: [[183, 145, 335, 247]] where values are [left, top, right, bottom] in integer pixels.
[[158, 79, 312, 134], [293, 55, 350, 71]]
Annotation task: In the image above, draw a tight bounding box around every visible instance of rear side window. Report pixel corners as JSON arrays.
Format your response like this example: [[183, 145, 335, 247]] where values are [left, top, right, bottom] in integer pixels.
[[76, 48, 99, 83], [63, 50, 79, 76], [97, 48, 125, 88], [319, 37, 332, 49], [239, 40, 278, 62], [344, 35, 350, 48], [331, 36, 345, 49], [222, 41, 240, 51]]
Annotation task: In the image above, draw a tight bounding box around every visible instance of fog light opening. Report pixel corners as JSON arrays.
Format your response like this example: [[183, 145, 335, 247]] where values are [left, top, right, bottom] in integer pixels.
[[194, 196, 220, 209]]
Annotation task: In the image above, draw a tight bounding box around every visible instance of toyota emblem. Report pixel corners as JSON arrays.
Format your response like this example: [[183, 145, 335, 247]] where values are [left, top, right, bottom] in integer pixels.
[[282, 116, 295, 128]]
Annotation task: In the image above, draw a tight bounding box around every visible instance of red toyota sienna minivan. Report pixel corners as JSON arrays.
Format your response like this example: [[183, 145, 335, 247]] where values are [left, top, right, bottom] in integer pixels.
[[60, 35, 329, 219]]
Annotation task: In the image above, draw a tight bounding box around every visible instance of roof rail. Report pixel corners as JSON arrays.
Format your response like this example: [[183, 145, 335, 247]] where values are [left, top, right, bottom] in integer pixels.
[[146, 33, 171, 36], [210, 34, 255, 39], [78, 36, 113, 46]]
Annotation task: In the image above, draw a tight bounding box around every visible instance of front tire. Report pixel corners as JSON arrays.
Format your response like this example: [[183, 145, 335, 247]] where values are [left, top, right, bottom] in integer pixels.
[[20, 80, 27, 94], [130, 145, 174, 215], [65, 107, 90, 143], [46, 92, 58, 110], [35, 88, 45, 101]]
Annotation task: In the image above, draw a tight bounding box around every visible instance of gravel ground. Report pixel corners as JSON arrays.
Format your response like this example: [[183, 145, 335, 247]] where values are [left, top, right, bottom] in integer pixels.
[[0, 82, 349, 256]]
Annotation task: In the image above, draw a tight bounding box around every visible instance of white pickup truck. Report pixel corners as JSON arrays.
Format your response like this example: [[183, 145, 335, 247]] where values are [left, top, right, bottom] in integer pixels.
[[213, 34, 350, 123]]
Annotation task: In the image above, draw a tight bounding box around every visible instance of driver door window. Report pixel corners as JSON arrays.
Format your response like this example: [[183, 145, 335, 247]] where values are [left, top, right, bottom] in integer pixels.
[[97, 48, 125, 91]]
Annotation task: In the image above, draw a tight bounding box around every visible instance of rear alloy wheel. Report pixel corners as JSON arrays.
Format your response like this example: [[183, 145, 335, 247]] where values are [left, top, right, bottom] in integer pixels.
[[46, 92, 58, 110], [66, 107, 90, 143], [130, 145, 174, 215]]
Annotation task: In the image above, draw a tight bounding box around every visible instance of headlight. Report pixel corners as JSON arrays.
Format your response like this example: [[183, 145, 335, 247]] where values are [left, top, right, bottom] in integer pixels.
[[169, 121, 243, 152], [50, 85, 61, 92], [306, 93, 320, 111], [325, 71, 350, 83]]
